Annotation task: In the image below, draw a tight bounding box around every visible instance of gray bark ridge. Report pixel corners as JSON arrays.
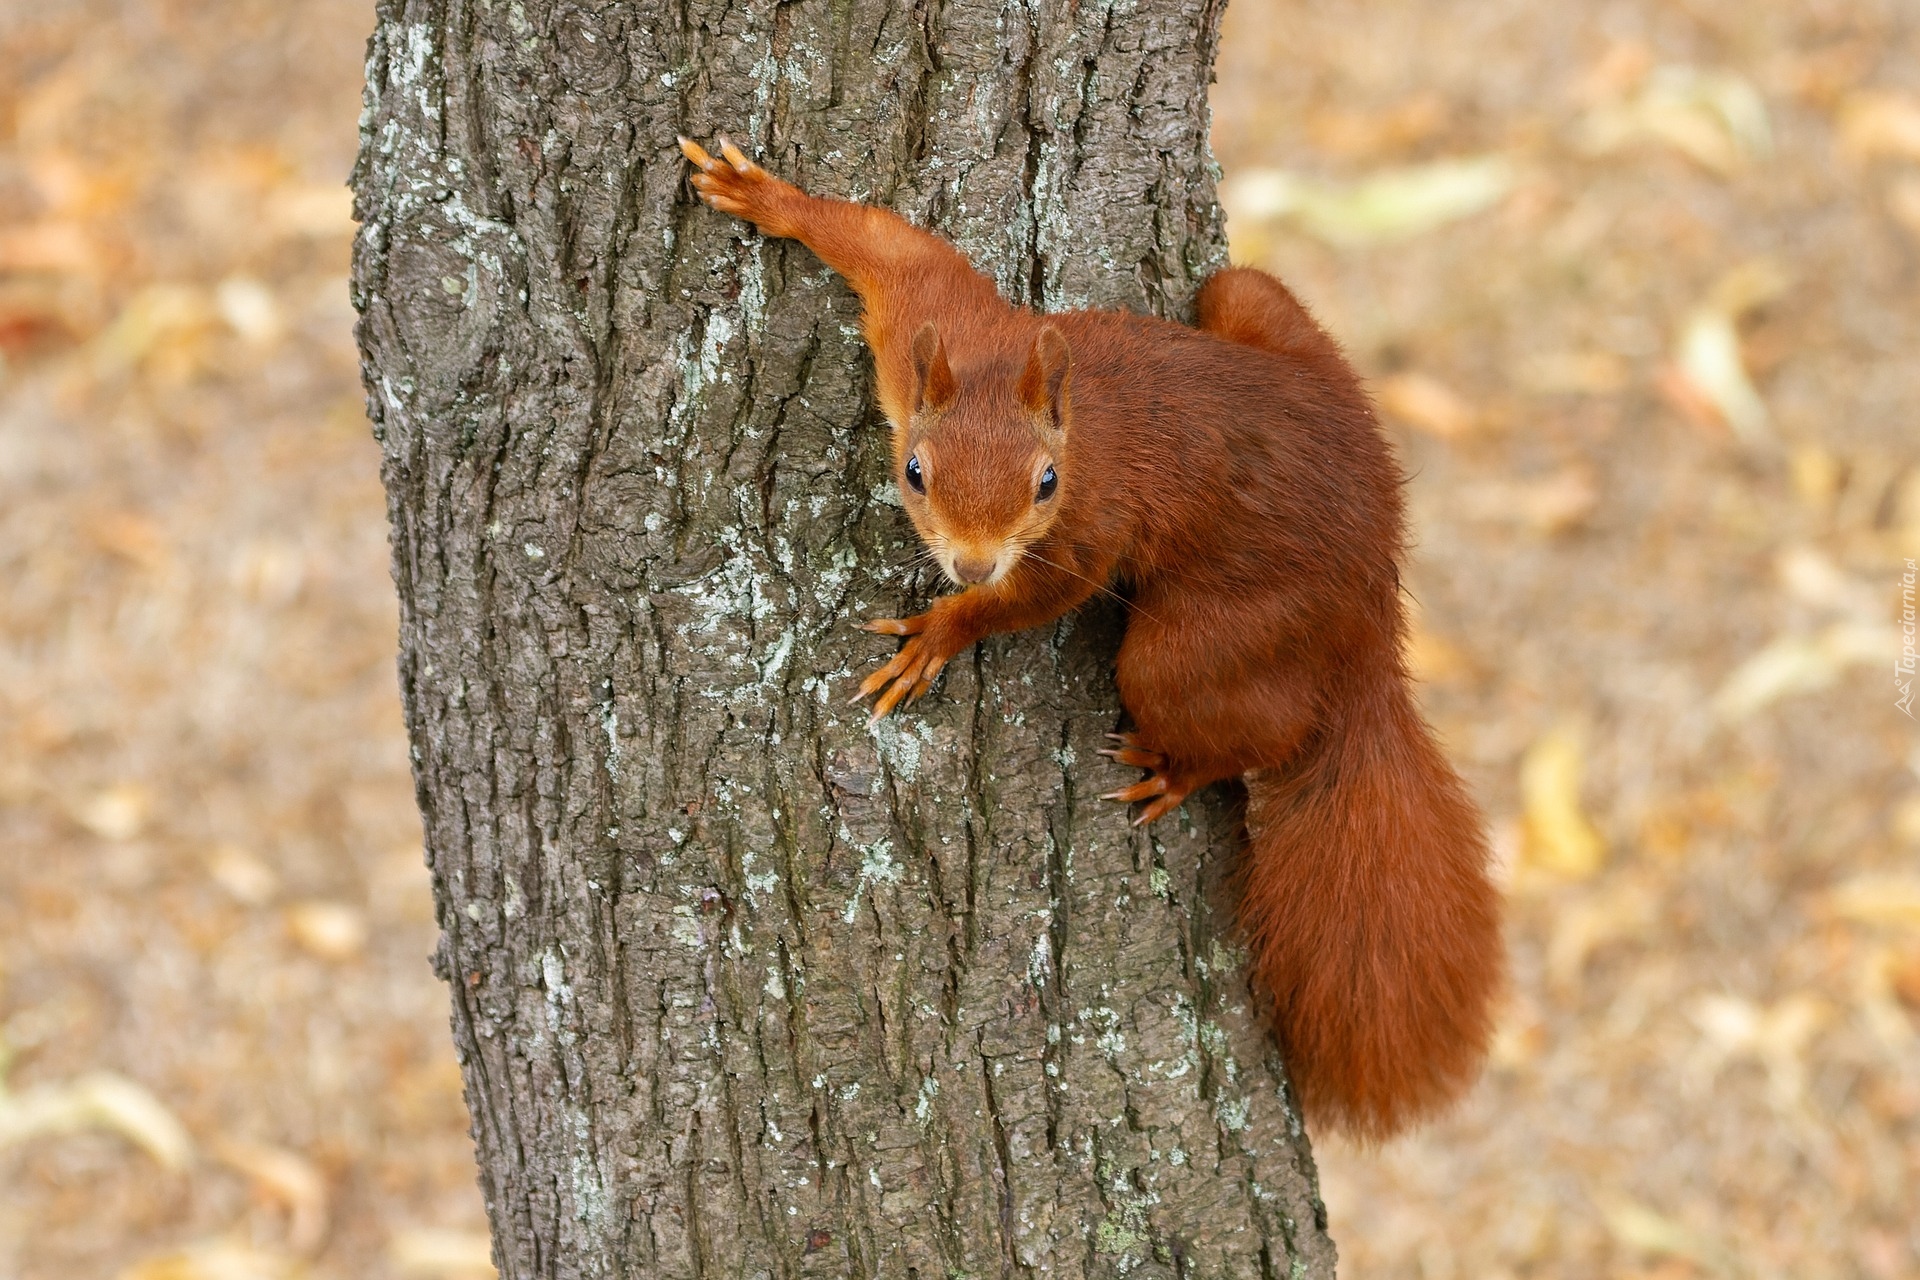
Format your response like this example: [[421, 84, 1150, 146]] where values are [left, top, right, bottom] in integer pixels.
[[352, 0, 1335, 1275]]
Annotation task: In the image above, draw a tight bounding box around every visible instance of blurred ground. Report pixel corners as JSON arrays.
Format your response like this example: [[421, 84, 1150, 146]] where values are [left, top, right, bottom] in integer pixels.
[[1214, 2, 1920, 1277], [0, 2, 491, 1278], [0, 0, 1914, 1277]]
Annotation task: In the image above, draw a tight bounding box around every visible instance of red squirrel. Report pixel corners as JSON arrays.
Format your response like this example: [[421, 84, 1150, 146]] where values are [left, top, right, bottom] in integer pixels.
[[681, 136, 1503, 1141]]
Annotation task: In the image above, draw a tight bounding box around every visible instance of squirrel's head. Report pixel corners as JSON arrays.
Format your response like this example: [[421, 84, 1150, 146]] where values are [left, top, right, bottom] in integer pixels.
[[894, 322, 1071, 589]]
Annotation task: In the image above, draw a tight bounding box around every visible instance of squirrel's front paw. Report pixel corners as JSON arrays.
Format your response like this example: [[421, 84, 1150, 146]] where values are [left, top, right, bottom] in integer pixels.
[[678, 135, 796, 234], [851, 613, 950, 722]]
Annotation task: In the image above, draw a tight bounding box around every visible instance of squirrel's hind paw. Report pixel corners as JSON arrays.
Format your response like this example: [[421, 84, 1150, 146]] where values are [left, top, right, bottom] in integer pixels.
[[1100, 733, 1192, 825]]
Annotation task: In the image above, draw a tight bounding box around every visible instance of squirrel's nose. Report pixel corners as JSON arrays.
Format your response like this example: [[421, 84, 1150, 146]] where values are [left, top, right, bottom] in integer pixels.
[[952, 555, 996, 584]]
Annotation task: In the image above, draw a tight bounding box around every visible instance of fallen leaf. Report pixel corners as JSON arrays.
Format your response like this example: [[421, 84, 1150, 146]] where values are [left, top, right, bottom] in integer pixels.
[[1774, 544, 1881, 619], [88, 512, 170, 571], [390, 1227, 497, 1277], [1221, 155, 1517, 246], [1597, 1196, 1732, 1273], [1519, 350, 1630, 395], [1665, 260, 1792, 447], [1375, 371, 1478, 439], [1837, 91, 1920, 162], [230, 540, 306, 604], [1576, 40, 1654, 107], [0, 221, 97, 274], [1712, 622, 1898, 720], [207, 845, 280, 905], [265, 183, 356, 238], [1404, 625, 1474, 685], [74, 783, 153, 841], [119, 1241, 303, 1280], [1821, 875, 1920, 929], [1487, 1000, 1546, 1069], [1690, 991, 1829, 1108], [90, 283, 217, 379], [1674, 312, 1768, 443], [1578, 65, 1772, 175], [214, 1137, 329, 1254], [1547, 880, 1655, 990], [1520, 723, 1606, 878], [1892, 796, 1920, 846], [1774, 40, 1876, 108], [1303, 93, 1449, 159], [1890, 947, 1920, 1010], [0, 1070, 194, 1168], [1888, 175, 1920, 243], [1788, 445, 1842, 510], [285, 901, 367, 961], [216, 276, 284, 346], [1458, 466, 1600, 535], [1856, 945, 1920, 1052], [1894, 469, 1920, 556]]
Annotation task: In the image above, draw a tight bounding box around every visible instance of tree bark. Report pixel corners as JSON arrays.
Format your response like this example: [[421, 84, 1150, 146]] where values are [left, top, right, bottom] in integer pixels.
[[351, 0, 1335, 1275]]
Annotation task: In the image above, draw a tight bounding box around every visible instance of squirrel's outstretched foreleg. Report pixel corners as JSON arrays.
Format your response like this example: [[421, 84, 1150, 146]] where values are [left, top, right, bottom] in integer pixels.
[[680, 136, 999, 431]]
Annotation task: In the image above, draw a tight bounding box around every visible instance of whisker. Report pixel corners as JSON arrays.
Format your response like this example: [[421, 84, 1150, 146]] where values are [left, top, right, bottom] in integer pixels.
[[1020, 547, 1164, 625]]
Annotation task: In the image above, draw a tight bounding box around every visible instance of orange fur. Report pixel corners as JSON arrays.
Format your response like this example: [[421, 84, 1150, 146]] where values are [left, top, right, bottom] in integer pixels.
[[681, 137, 1504, 1140]]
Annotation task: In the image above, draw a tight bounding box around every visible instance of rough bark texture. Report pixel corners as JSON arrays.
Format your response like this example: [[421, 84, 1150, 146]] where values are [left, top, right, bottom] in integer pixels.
[[351, 0, 1335, 1274]]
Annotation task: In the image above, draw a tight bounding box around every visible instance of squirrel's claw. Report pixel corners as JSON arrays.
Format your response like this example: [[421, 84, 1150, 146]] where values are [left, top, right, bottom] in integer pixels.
[[1097, 738, 1167, 770], [679, 132, 794, 231], [1101, 777, 1168, 804], [1101, 733, 1190, 825], [677, 136, 717, 169], [1129, 793, 1188, 827]]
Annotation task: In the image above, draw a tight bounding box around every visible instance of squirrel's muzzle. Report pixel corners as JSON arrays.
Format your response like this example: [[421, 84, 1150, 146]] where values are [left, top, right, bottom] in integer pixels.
[[952, 555, 997, 584]]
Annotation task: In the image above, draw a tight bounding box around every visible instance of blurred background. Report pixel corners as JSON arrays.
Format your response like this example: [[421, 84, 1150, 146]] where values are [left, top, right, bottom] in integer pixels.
[[0, 0, 1914, 1276]]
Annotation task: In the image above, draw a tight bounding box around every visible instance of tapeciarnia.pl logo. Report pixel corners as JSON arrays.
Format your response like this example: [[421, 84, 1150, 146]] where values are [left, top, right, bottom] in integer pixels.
[[1899, 558, 1916, 718]]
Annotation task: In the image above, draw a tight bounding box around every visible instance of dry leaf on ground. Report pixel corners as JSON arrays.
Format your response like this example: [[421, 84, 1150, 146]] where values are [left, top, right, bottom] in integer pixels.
[[1689, 992, 1828, 1110], [1457, 465, 1600, 534], [1836, 91, 1920, 163], [1220, 155, 1516, 246], [1666, 261, 1792, 448], [285, 901, 367, 960], [214, 1137, 330, 1254], [1577, 64, 1772, 174], [1376, 371, 1479, 439], [206, 845, 280, 905], [119, 1242, 304, 1280], [1518, 350, 1630, 395], [1596, 1196, 1734, 1273], [72, 782, 154, 840], [390, 1228, 497, 1278], [1520, 723, 1607, 878], [0, 1069, 194, 1168], [1547, 879, 1656, 990], [1774, 544, 1881, 619], [1821, 875, 1920, 929], [1712, 622, 1897, 720]]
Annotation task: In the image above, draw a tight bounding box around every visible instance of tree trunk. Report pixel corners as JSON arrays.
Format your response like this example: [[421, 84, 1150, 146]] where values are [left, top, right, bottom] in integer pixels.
[[351, 0, 1335, 1275]]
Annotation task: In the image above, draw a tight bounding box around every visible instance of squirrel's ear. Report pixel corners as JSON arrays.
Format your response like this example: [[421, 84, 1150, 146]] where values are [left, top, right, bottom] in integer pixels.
[[910, 322, 957, 414], [1019, 324, 1072, 431]]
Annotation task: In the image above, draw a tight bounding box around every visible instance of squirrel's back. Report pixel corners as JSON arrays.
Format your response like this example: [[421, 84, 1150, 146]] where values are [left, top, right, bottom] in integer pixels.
[[1047, 305, 1402, 638]]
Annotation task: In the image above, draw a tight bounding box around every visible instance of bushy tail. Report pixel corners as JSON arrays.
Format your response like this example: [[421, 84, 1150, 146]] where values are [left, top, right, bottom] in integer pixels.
[[1196, 266, 1351, 369], [1239, 676, 1503, 1142]]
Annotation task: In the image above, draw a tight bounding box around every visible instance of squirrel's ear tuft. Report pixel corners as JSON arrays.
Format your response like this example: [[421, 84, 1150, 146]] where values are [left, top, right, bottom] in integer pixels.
[[910, 322, 957, 414], [1019, 324, 1072, 430]]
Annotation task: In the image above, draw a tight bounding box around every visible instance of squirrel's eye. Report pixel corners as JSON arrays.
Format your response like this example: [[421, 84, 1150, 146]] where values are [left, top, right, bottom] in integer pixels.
[[1036, 464, 1057, 502], [905, 454, 925, 494]]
